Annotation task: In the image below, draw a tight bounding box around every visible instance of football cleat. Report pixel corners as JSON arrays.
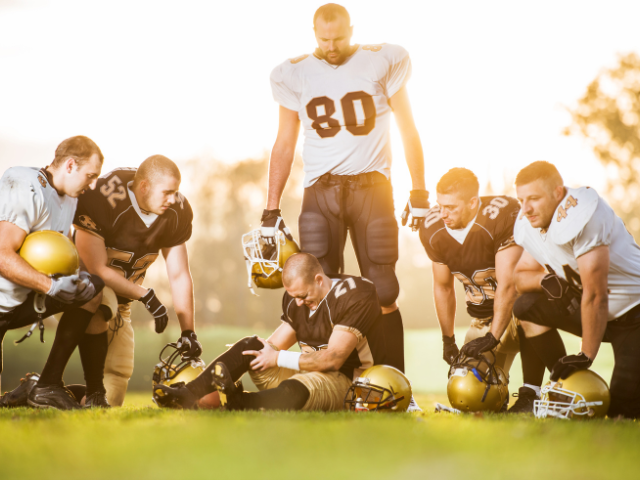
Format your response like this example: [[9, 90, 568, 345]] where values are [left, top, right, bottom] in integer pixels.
[[344, 365, 413, 412], [242, 227, 300, 293], [153, 382, 198, 410], [447, 352, 509, 412], [406, 395, 423, 413], [0, 372, 40, 408], [211, 362, 243, 411], [507, 386, 538, 414], [27, 383, 81, 410], [534, 369, 610, 419], [84, 391, 111, 409]]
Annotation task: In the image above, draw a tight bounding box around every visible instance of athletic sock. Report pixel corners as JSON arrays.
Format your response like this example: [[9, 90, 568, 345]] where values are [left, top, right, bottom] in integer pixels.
[[241, 379, 310, 411], [186, 335, 263, 398], [78, 331, 108, 395], [527, 328, 567, 371], [38, 308, 94, 386], [382, 309, 405, 372], [518, 325, 546, 387]]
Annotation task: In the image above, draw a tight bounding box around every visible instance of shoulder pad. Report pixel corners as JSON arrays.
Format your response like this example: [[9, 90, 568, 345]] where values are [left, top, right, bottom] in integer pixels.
[[362, 43, 407, 59], [550, 187, 600, 245], [288, 53, 310, 65]]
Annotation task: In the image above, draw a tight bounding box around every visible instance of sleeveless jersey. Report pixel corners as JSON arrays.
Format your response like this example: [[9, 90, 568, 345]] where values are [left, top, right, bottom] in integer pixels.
[[514, 187, 640, 319], [73, 168, 193, 304], [270, 44, 412, 187], [420, 196, 521, 319]]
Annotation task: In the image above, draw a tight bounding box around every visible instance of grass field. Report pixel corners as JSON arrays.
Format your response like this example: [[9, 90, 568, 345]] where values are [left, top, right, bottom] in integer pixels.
[[0, 328, 636, 480]]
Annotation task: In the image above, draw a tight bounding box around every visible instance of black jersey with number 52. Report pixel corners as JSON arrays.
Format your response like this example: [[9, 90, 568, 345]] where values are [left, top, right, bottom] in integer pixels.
[[73, 168, 193, 303], [419, 196, 520, 319]]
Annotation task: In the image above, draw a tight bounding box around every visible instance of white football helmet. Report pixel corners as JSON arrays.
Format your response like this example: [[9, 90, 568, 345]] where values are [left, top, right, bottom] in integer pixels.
[[242, 222, 300, 294]]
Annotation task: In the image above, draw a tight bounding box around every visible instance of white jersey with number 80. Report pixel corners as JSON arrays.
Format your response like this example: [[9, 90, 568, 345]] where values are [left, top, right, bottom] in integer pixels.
[[270, 44, 411, 187]]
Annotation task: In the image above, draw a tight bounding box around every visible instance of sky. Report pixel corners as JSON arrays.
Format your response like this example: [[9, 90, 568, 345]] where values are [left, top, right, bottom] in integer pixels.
[[1, 0, 640, 201]]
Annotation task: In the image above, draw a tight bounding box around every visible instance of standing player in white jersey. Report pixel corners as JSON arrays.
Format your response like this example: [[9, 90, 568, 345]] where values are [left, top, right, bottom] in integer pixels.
[[513, 161, 640, 418], [0, 136, 105, 409], [261, 3, 428, 375]]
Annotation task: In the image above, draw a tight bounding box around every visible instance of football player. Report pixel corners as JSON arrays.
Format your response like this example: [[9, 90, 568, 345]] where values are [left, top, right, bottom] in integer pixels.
[[261, 3, 428, 375], [0, 136, 105, 409], [420, 168, 535, 413], [154, 253, 387, 412], [513, 161, 640, 418], [70, 155, 200, 407]]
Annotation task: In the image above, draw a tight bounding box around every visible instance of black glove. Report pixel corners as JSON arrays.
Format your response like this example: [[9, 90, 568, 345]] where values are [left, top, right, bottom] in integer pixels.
[[442, 335, 459, 365], [550, 352, 593, 381], [177, 330, 203, 360], [260, 209, 292, 246], [460, 332, 500, 358], [401, 190, 430, 231], [139, 288, 169, 333], [48, 273, 95, 304], [540, 273, 582, 316]]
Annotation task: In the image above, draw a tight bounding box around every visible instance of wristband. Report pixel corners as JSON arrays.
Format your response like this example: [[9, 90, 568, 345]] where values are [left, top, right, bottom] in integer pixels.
[[277, 350, 301, 371]]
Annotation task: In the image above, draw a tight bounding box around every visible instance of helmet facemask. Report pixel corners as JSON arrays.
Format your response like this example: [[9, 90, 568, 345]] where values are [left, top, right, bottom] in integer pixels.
[[152, 342, 205, 386], [344, 377, 406, 412], [534, 382, 604, 419]]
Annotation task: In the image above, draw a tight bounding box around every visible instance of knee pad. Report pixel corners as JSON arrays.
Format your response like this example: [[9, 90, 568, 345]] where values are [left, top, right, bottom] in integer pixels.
[[236, 335, 264, 352], [366, 267, 399, 306], [365, 217, 398, 265], [299, 212, 331, 258], [513, 293, 544, 320]]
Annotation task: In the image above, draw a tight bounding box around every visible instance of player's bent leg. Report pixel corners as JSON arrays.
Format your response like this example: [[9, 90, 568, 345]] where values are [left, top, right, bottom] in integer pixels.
[[103, 304, 134, 406], [241, 379, 310, 411], [288, 370, 353, 411]]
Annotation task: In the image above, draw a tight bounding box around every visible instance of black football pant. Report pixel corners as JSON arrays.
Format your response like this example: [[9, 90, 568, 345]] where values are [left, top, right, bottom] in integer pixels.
[[514, 292, 640, 418], [299, 172, 404, 370]]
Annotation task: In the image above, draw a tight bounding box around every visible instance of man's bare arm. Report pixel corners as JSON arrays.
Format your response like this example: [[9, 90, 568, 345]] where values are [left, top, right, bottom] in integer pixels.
[[298, 329, 358, 372], [490, 245, 523, 339], [432, 262, 456, 336], [162, 243, 194, 332], [577, 246, 610, 360], [514, 250, 546, 293], [389, 87, 425, 191], [0, 221, 51, 293], [75, 229, 147, 300], [266, 106, 301, 210], [267, 322, 298, 351]]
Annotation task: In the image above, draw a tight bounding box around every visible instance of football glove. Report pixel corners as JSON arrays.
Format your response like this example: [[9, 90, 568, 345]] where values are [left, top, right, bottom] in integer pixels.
[[139, 288, 169, 333], [260, 209, 292, 246], [442, 334, 459, 365], [47, 273, 95, 304], [550, 352, 593, 381], [401, 190, 430, 231], [176, 330, 203, 360], [540, 273, 582, 316], [460, 332, 500, 358]]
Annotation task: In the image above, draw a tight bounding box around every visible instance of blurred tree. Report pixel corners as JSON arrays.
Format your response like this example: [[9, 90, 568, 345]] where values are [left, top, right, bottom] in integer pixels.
[[564, 52, 640, 237]]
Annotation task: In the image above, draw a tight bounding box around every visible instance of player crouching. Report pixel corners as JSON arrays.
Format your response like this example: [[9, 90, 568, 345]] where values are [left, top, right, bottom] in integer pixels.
[[154, 253, 390, 412]]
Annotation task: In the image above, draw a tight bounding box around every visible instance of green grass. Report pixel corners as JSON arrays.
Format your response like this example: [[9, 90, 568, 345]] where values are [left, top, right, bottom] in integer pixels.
[[1, 393, 639, 480], [0, 328, 631, 480]]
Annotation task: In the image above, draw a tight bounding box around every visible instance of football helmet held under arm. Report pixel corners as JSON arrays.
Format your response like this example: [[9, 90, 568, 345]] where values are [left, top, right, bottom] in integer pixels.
[[19, 230, 79, 276]]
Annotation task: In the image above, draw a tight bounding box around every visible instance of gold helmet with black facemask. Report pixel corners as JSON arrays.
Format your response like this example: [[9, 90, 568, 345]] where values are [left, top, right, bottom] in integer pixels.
[[344, 365, 413, 412], [152, 342, 205, 408], [447, 352, 509, 412]]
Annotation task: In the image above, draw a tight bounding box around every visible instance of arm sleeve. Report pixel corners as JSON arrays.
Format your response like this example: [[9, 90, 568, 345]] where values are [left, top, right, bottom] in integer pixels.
[[0, 173, 41, 234], [270, 63, 301, 112], [493, 202, 520, 254], [73, 189, 110, 239], [572, 200, 613, 258], [383, 46, 412, 98], [166, 194, 194, 247]]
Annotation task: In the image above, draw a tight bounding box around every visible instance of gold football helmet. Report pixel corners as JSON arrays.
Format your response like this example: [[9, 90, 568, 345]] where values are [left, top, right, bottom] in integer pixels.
[[242, 227, 300, 293], [534, 369, 610, 419], [344, 365, 413, 412], [19, 230, 79, 276], [447, 352, 509, 412], [152, 342, 205, 389]]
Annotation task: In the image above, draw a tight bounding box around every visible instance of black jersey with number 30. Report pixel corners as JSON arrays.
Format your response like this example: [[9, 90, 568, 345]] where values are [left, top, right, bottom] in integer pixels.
[[419, 196, 520, 319], [73, 168, 193, 303], [281, 275, 385, 379]]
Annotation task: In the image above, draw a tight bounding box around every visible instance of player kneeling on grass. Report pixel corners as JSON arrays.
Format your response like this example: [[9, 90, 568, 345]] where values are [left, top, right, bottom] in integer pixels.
[[69, 156, 200, 407], [154, 253, 388, 411], [0, 136, 105, 410]]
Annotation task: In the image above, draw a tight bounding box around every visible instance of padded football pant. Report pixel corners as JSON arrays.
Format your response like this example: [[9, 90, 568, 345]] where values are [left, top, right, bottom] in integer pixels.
[[186, 336, 353, 411], [0, 276, 105, 385], [464, 315, 520, 378], [514, 293, 640, 418], [102, 292, 134, 407]]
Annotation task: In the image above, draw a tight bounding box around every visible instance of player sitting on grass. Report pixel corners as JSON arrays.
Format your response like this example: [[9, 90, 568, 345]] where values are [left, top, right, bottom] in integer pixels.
[[154, 253, 387, 411]]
